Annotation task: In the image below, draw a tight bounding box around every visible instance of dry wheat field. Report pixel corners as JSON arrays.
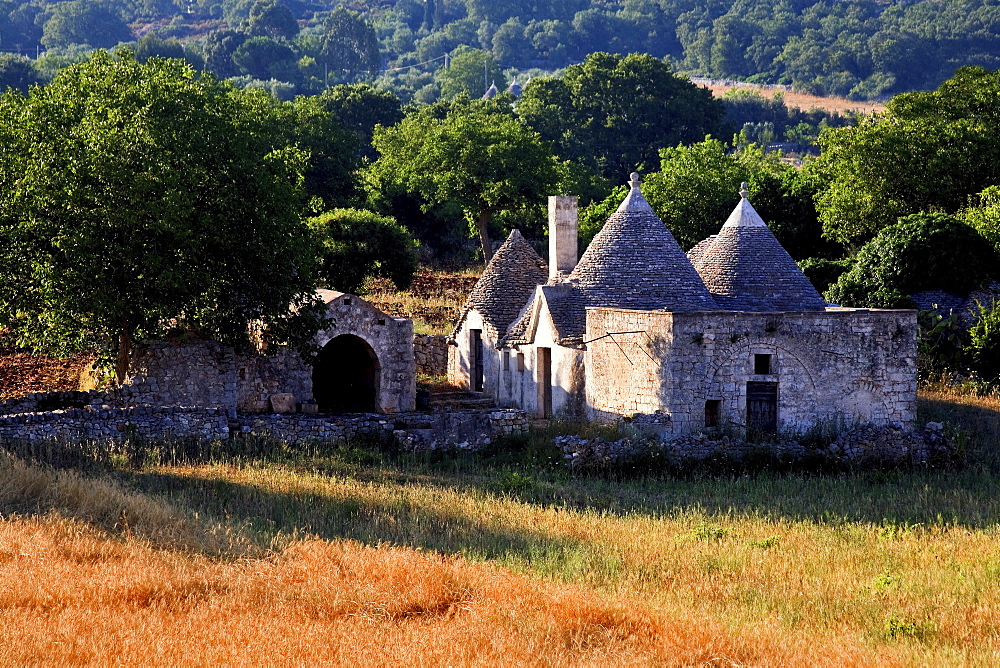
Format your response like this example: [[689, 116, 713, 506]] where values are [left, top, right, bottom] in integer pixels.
[[0, 388, 999, 665]]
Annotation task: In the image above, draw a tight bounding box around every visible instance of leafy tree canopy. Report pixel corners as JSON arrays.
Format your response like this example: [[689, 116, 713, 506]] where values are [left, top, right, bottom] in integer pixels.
[[816, 66, 1000, 246], [316, 83, 403, 162], [40, 1, 132, 50], [517, 52, 726, 182], [825, 213, 1000, 308], [438, 47, 504, 99], [636, 136, 830, 257], [366, 98, 561, 261], [309, 208, 418, 294], [0, 51, 323, 382]]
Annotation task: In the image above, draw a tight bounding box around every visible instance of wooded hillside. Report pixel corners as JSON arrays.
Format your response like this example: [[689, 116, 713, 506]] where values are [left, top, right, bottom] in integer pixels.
[[3, 0, 1000, 101]]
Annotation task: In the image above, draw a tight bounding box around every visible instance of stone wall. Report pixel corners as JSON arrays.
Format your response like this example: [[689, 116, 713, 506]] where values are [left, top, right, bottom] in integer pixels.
[[413, 334, 448, 376], [585, 307, 918, 434], [235, 349, 312, 413], [0, 405, 528, 452], [125, 341, 312, 413], [127, 341, 237, 408]]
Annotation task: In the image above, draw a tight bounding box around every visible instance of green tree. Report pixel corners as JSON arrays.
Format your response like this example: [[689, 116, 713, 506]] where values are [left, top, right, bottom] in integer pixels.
[[245, 0, 299, 40], [438, 47, 504, 99], [517, 52, 725, 181], [825, 213, 1000, 308], [816, 66, 1000, 246], [309, 209, 418, 293], [367, 102, 561, 261], [638, 136, 827, 254], [232, 35, 298, 81], [316, 84, 403, 162], [41, 1, 132, 50], [0, 54, 39, 93], [0, 52, 322, 383], [262, 93, 359, 206], [320, 7, 381, 77]]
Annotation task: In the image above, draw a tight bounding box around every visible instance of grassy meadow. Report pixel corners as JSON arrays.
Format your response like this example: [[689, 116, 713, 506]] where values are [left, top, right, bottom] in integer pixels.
[[1, 388, 1000, 664]]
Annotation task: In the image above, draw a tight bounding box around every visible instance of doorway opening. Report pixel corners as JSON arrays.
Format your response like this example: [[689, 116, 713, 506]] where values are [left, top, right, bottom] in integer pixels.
[[746, 381, 778, 436], [470, 329, 484, 392], [537, 347, 552, 418], [313, 335, 380, 413]]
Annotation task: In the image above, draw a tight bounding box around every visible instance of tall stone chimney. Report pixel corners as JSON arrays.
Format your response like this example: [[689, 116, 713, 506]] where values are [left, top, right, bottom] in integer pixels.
[[548, 195, 578, 279]]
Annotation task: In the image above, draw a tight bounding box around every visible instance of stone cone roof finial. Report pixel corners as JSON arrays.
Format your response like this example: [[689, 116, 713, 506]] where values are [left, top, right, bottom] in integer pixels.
[[740, 182, 750, 199], [615, 171, 654, 214]]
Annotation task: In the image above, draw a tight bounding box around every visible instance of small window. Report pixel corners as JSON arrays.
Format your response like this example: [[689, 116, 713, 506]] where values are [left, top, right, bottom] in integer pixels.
[[705, 400, 721, 427], [754, 354, 772, 375], [516, 352, 525, 372], [343, 297, 352, 305], [377, 318, 386, 326], [238, 367, 246, 380], [502, 350, 510, 371]]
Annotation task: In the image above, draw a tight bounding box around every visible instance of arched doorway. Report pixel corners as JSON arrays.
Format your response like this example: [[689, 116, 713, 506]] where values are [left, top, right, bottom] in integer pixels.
[[313, 334, 381, 413]]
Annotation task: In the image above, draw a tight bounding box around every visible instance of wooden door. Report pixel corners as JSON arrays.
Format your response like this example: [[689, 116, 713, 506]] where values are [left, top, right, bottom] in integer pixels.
[[470, 329, 484, 392], [746, 381, 778, 434], [537, 347, 552, 418]]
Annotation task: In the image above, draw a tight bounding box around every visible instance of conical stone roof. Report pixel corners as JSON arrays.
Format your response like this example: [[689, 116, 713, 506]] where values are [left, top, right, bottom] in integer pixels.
[[690, 184, 826, 312], [569, 173, 718, 312], [452, 229, 548, 340]]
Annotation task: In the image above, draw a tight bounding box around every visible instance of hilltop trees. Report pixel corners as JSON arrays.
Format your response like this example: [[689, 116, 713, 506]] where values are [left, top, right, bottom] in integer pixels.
[[0, 52, 323, 383]]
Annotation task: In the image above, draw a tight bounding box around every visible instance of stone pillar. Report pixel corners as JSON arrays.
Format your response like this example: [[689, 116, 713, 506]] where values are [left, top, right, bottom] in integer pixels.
[[548, 196, 578, 278]]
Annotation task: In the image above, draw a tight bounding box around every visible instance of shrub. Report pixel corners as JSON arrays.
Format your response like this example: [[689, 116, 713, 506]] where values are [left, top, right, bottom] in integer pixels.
[[825, 213, 1000, 307]]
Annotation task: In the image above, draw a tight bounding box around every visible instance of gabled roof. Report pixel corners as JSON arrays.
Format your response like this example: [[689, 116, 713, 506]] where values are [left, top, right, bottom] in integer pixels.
[[502, 283, 585, 347], [451, 229, 548, 340], [690, 184, 826, 312], [568, 173, 718, 313]]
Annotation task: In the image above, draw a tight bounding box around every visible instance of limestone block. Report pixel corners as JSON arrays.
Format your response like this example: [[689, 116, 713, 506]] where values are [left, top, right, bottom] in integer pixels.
[[270, 393, 296, 414]]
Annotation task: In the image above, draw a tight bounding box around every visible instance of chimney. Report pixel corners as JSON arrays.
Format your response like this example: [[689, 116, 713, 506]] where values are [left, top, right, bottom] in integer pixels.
[[548, 195, 578, 279]]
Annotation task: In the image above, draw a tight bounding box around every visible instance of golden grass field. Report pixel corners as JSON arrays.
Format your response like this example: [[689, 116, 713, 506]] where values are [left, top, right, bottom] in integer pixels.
[[706, 83, 887, 117], [1, 388, 1000, 665]]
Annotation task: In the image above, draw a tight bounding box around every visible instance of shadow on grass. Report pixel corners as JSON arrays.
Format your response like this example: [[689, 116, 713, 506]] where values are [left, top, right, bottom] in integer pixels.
[[5, 392, 1000, 563]]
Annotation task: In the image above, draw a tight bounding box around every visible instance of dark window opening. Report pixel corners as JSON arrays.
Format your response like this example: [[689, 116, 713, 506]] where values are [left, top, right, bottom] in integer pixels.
[[377, 318, 386, 326], [516, 352, 525, 372], [754, 354, 773, 375], [343, 297, 352, 305], [705, 400, 721, 427]]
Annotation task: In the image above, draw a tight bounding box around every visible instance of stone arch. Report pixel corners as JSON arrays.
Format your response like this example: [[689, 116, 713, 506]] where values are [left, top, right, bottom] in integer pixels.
[[313, 334, 381, 413]]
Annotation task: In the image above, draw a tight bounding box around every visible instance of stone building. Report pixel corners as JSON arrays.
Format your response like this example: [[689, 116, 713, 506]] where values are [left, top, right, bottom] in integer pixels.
[[449, 228, 548, 396], [449, 175, 917, 435], [125, 289, 416, 414]]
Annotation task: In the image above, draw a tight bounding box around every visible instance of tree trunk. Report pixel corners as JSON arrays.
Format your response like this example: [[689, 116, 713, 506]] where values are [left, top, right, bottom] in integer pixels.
[[115, 324, 133, 387], [476, 210, 493, 263]]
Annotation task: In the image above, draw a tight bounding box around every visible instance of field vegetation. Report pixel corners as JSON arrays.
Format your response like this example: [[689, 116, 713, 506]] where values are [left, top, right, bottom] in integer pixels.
[[1, 388, 999, 664]]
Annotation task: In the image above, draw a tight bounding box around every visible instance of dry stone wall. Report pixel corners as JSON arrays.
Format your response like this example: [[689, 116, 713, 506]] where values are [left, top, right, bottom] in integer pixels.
[[413, 334, 448, 376], [0, 405, 528, 452], [123, 341, 312, 412]]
